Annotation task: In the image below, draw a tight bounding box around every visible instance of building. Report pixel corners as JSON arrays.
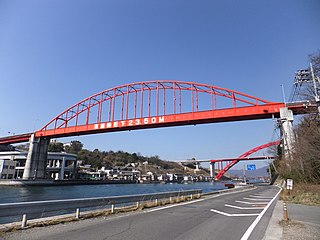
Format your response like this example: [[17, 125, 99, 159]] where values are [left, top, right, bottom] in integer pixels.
[[0, 159, 16, 179], [78, 165, 140, 181], [0, 151, 77, 180]]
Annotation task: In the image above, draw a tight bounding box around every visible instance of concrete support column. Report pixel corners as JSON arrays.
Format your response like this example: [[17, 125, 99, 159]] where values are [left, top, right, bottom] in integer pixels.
[[59, 157, 66, 180], [72, 159, 77, 179], [209, 162, 215, 178], [22, 134, 49, 180], [195, 162, 200, 171], [280, 107, 294, 161]]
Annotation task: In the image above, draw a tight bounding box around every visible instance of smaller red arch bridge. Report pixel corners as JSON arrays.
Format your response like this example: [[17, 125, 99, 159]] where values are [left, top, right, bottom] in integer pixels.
[[179, 141, 279, 180], [212, 140, 280, 180], [0, 80, 312, 145]]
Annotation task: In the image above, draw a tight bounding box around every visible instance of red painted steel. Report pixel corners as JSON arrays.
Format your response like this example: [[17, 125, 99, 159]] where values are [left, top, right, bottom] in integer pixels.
[[214, 140, 280, 180], [180, 156, 274, 163], [209, 156, 275, 163], [0, 80, 315, 145], [0, 133, 32, 145], [34, 80, 282, 138]]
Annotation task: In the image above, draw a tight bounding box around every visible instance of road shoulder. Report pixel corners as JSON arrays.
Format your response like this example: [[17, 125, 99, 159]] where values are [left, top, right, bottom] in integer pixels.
[[264, 200, 320, 240], [263, 200, 283, 240]]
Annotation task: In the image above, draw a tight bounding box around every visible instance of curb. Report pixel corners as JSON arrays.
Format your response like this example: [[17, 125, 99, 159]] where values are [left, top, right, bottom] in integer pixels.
[[263, 199, 283, 240]]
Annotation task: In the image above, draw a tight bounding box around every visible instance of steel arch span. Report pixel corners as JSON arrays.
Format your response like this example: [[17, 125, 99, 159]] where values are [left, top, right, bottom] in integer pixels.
[[0, 80, 290, 145], [213, 140, 280, 180], [35, 80, 284, 139]]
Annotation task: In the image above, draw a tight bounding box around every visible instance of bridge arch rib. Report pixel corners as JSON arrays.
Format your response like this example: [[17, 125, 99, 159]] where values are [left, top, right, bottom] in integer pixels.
[[214, 140, 280, 180], [36, 80, 283, 138]]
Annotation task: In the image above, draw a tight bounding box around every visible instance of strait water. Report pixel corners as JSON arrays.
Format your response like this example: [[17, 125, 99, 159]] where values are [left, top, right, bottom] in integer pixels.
[[0, 182, 227, 204], [0, 182, 227, 224]]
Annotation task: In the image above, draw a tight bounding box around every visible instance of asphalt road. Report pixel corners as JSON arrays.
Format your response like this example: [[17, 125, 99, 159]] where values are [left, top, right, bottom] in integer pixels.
[[3, 185, 281, 240]]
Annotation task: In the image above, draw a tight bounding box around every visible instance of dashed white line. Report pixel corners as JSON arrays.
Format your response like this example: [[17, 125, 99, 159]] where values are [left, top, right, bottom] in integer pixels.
[[250, 195, 273, 199], [243, 197, 272, 201], [240, 187, 282, 240], [236, 200, 268, 205], [225, 204, 264, 210]]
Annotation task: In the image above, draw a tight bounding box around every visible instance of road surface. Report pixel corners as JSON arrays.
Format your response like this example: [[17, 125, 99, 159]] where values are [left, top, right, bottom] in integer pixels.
[[4, 185, 280, 240]]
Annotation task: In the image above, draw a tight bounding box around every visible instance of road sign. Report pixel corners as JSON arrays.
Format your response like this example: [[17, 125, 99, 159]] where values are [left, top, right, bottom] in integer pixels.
[[247, 164, 256, 171], [286, 179, 293, 190]]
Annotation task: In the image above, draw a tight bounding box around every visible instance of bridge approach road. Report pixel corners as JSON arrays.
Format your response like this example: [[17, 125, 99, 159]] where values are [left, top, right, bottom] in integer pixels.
[[4, 185, 281, 240]]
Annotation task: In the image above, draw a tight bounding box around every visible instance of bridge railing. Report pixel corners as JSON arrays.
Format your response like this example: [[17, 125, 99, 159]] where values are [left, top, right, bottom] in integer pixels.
[[0, 189, 202, 225]]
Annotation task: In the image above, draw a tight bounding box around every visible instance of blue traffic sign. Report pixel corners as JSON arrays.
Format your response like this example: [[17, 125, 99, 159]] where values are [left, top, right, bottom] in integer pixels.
[[247, 164, 256, 171]]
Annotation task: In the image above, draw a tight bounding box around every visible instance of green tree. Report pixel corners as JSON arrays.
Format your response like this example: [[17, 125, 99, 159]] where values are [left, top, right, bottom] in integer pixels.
[[48, 142, 64, 152], [65, 140, 83, 154], [278, 51, 320, 184]]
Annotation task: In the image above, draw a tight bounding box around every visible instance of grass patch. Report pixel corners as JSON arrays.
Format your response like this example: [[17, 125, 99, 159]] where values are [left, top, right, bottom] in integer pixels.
[[280, 183, 320, 206]]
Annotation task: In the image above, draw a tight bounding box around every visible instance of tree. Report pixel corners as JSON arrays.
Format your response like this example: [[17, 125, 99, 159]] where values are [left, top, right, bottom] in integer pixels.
[[291, 50, 320, 102], [309, 50, 320, 77], [48, 142, 64, 152], [289, 115, 320, 183], [65, 140, 83, 154], [0, 144, 15, 151], [278, 51, 320, 184]]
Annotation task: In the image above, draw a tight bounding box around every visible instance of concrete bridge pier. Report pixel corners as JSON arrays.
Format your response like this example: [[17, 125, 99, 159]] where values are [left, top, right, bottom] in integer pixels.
[[209, 162, 215, 179], [58, 156, 66, 180], [280, 107, 294, 161], [194, 162, 200, 172], [22, 134, 50, 180]]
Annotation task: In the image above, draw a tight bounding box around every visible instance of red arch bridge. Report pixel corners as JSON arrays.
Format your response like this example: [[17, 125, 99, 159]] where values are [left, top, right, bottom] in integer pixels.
[[179, 140, 279, 180], [0, 80, 316, 180]]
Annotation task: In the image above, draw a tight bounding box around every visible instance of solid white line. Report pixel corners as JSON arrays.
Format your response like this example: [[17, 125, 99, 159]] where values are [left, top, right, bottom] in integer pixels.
[[210, 209, 260, 217], [225, 204, 264, 210], [236, 200, 268, 205], [240, 187, 282, 240]]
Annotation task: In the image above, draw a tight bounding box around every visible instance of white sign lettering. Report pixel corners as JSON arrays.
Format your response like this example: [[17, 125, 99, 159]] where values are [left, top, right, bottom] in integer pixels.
[[93, 116, 166, 130]]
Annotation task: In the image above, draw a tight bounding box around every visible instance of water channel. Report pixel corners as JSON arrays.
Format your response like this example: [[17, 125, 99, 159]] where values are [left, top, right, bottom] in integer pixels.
[[0, 182, 227, 204]]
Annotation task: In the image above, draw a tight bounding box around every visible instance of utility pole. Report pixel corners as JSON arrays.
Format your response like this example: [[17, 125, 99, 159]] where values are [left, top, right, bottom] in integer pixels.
[[267, 157, 272, 183], [243, 165, 246, 183]]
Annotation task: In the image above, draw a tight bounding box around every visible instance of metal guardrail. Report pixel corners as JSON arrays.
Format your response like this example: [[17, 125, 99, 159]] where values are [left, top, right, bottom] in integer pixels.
[[0, 189, 202, 219]]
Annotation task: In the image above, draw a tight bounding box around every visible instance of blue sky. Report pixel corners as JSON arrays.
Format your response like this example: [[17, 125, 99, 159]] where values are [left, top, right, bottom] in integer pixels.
[[0, 0, 319, 169]]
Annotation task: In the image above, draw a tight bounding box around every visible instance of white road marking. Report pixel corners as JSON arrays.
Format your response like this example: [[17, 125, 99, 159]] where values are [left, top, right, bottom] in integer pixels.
[[250, 195, 273, 199], [144, 187, 255, 213], [210, 209, 260, 217], [236, 200, 268, 205], [243, 197, 271, 201], [145, 198, 204, 213], [240, 187, 282, 240], [225, 204, 264, 210]]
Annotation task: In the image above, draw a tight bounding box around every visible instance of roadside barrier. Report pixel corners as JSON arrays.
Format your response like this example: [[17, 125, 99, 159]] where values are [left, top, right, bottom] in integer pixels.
[[0, 189, 201, 227]]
